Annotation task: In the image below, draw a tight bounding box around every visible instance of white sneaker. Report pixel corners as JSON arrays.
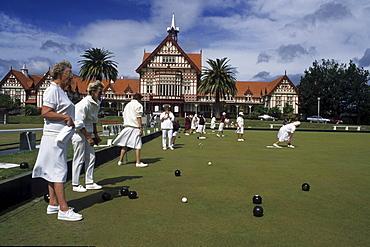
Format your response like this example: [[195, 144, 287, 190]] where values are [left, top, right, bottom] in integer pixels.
[[288, 144, 295, 148], [216, 134, 220, 137], [185, 133, 190, 135], [169, 146, 174, 150], [73, 185, 87, 192], [222, 135, 225, 137], [273, 143, 282, 148], [86, 183, 102, 190], [136, 162, 148, 167], [46, 205, 59, 215], [238, 139, 244, 142], [118, 161, 126, 165], [58, 208, 83, 221], [163, 147, 167, 150]]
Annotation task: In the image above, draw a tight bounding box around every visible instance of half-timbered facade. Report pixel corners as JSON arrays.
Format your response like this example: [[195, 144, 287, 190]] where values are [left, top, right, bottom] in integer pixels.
[[0, 14, 300, 118]]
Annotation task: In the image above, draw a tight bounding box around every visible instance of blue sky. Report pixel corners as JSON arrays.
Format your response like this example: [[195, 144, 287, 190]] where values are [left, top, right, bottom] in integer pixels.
[[1, 0, 369, 85]]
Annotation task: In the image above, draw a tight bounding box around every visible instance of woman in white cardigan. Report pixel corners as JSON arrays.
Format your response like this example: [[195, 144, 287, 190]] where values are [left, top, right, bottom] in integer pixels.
[[71, 80, 104, 192]]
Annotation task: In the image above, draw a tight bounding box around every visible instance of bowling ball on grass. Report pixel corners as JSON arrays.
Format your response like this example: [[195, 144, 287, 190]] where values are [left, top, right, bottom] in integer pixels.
[[252, 195, 262, 204], [128, 191, 137, 199], [253, 206, 264, 217], [20, 162, 29, 169], [302, 183, 310, 191], [102, 192, 112, 201], [44, 193, 50, 203], [174, 170, 181, 176], [120, 188, 129, 196]]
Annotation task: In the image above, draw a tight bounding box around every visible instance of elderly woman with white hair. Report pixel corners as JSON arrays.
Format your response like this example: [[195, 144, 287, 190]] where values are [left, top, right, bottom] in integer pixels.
[[273, 121, 301, 148], [32, 60, 83, 221], [71, 80, 104, 192]]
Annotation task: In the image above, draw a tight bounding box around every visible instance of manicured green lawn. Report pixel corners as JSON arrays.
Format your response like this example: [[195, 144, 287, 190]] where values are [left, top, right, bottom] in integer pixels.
[[0, 130, 369, 246]]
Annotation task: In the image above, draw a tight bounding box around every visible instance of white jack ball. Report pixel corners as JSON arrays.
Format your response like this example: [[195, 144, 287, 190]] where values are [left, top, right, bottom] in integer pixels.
[[182, 197, 188, 203]]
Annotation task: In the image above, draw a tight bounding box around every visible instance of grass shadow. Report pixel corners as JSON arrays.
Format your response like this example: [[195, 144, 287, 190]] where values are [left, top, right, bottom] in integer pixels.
[[67, 186, 128, 211], [97, 175, 143, 186]]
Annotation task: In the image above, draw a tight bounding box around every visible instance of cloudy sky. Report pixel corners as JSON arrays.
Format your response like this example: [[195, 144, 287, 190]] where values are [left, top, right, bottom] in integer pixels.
[[1, 0, 369, 85]]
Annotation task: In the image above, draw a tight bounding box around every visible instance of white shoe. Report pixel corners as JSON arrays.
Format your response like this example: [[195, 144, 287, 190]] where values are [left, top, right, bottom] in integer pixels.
[[216, 134, 220, 137], [288, 144, 295, 148], [185, 133, 190, 135], [136, 162, 148, 167], [73, 185, 87, 192], [163, 147, 167, 150], [273, 143, 282, 148], [46, 205, 60, 215], [86, 183, 102, 190], [169, 146, 174, 150], [238, 139, 244, 142], [222, 135, 225, 137], [118, 161, 126, 165], [58, 208, 83, 221]]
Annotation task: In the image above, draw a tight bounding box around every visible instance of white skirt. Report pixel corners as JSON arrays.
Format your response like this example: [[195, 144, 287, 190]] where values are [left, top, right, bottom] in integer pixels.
[[277, 129, 290, 142], [32, 131, 70, 183], [235, 127, 244, 134], [218, 122, 225, 131], [112, 127, 142, 149]]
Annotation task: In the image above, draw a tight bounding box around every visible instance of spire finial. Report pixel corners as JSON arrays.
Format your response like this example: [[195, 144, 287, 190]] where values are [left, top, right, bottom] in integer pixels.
[[167, 13, 179, 41]]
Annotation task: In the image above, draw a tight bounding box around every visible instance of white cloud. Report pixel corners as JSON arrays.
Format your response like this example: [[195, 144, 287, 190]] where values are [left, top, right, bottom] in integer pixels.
[[1, 0, 370, 84]]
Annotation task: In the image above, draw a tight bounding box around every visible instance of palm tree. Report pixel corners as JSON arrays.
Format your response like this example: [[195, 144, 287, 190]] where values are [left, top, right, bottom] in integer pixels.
[[78, 48, 118, 82], [199, 57, 237, 118]]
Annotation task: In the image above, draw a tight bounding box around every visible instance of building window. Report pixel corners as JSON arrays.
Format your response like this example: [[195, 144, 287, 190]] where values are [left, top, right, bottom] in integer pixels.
[[147, 85, 153, 94], [163, 56, 175, 63]]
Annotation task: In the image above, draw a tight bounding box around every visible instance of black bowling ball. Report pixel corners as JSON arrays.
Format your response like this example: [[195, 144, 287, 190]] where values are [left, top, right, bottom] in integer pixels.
[[120, 188, 129, 196], [252, 195, 262, 204], [253, 206, 264, 217], [102, 192, 112, 201], [302, 183, 310, 191], [20, 162, 29, 169], [128, 191, 137, 199]]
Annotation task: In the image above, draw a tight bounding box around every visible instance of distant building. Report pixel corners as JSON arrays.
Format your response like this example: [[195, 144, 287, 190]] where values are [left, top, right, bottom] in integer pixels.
[[0, 14, 300, 118]]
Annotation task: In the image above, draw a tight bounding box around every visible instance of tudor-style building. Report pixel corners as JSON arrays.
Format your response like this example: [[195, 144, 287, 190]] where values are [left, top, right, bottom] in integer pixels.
[[0, 14, 300, 118], [136, 14, 201, 116]]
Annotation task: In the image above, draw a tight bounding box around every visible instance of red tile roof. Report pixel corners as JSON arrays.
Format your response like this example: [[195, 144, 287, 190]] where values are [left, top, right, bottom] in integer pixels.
[[235, 75, 296, 98]]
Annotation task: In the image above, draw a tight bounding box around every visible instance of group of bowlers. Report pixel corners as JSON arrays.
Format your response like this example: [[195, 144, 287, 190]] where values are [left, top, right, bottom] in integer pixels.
[[31, 60, 300, 222]]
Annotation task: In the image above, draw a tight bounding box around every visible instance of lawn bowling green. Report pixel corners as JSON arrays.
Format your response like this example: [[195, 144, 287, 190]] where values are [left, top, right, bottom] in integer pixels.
[[0, 130, 368, 246]]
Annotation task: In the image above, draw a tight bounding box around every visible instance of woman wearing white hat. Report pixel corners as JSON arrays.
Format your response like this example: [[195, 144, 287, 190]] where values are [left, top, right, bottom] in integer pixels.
[[273, 121, 301, 148]]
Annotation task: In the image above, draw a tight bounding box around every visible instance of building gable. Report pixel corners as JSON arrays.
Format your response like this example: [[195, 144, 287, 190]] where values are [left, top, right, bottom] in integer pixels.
[[136, 34, 201, 73]]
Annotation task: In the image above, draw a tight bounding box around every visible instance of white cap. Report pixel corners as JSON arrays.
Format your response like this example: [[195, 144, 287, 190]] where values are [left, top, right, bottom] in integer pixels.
[[222, 112, 226, 115], [239, 112, 244, 116]]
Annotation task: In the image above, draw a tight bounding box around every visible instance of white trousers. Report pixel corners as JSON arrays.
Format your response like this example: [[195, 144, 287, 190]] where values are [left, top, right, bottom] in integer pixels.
[[162, 129, 173, 147], [71, 132, 96, 186]]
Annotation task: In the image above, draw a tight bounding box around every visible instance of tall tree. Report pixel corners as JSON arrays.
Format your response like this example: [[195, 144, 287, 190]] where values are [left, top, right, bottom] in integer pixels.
[[341, 61, 370, 124], [199, 58, 237, 118], [298, 59, 370, 124], [78, 48, 118, 82], [297, 59, 346, 117]]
